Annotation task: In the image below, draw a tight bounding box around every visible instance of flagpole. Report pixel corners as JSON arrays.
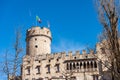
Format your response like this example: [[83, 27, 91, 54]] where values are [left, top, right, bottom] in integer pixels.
[[36, 16, 37, 26]]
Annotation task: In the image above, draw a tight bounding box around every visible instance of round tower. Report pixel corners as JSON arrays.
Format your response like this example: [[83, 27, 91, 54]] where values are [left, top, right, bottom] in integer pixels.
[[26, 26, 52, 56]]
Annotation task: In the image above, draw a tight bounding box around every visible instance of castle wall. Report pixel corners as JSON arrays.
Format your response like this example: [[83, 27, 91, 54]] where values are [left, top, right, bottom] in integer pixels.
[[22, 26, 111, 80], [22, 51, 99, 80]]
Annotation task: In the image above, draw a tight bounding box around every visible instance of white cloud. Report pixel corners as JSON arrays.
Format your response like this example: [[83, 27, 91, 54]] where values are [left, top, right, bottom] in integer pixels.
[[51, 39, 85, 53]]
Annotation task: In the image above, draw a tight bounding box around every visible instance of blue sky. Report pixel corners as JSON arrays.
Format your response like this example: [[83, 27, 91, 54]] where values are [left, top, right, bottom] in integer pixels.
[[0, 0, 102, 79], [0, 0, 102, 51]]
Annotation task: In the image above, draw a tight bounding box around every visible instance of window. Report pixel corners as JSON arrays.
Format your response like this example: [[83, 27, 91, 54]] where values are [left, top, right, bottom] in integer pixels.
[[76, 62, 79, 69], [91, 62, 93, 68], [70, 63, 72, 70], [44, 40, 46, 42], [38, 60, 41, 63], [26, 66, 30, 75], [47, 31, 49, 34], [83, 62, 86, 69], [48, 60, 51, 62], [73, 63, 76, 69], [36, 78, 43, 80], [94, 61, 97, 68], [27, 61, 30, 64], [66, 63, 69, 70], [56, 59, 59, 61], [35, 45, 38, 48], [46, 65, 50, 74], [36, 66, 40, 74], [56, 64, 60, 73], [87, 62, 89, 68], [74, 57, 76, 59], [32, 78, 35, 80], [35, 38, 37, 41], [80, 62, 82, 69]]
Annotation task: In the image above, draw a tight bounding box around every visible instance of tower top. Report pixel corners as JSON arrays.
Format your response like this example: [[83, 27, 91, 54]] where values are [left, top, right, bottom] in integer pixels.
[[26, 26, 52, 41], [26, 26, 52, 55]]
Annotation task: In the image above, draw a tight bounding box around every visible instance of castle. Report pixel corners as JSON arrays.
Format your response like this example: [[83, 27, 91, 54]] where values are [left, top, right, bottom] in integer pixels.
[[21, 26, 111, 80]]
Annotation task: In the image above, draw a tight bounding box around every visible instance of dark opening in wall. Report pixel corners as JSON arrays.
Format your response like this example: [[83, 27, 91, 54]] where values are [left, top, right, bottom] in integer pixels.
[[85, 56, 88, 58], [57, 59, 59, 61], [35, 38, 37, 41], [47, 31, 49, 34], [44, 40, 46, 42], [35, 45, 38, 48], [67, 63, 69, 70], [49, 60, 51, 62], [36, 66, 40, 74], [94, 61, 97, 68], [74, 57, 76, 59]]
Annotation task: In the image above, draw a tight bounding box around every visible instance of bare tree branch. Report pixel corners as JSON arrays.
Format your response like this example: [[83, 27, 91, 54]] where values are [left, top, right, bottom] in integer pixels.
[[95, 0, 120, 79]]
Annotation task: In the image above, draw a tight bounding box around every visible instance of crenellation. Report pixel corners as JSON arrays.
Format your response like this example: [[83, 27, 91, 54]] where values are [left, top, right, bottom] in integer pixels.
[[82, 50, 86, 54], [50, 54, 54, 59], [75, 51, 80, 58], [41, 54, 47, 60], [57, 53, 62, 59], [53, 53, 58, 58], [88, 50, 95, 58], [89, 50, 94, 54], [82, 50, 88, 59], [23, 50, 98, 62], [60, 52, 66, 59], [75, 50, 80, 54], [68, 51, 72, 57], [26, 26, 51, 40], [46, 54, 51, 59]]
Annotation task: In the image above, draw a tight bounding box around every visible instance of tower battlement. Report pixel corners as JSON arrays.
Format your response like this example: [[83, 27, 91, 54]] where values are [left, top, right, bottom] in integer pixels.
[[26, 26, 52, 55], [26, 26, 52, 41]]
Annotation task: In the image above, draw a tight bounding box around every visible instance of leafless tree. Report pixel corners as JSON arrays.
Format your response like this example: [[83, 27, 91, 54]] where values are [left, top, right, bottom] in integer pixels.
[[2, 28, 23, 80], [2, 50, 10, 80], [59, 61, 77, 80], [61, 66, 74, 80], [95, 0, 120, 80]]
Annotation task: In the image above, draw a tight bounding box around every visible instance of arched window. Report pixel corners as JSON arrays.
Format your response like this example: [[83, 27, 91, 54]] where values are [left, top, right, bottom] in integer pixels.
[[91, 61, 93, 68], [87, 62, 89, 68], [73, 63, 76, 69], [83, 62, 86, 69], [67, 63, 69, 70], [80, 62, 82, 69], [70, 63, 72, 70], [94, 61, 97, 68], [76, 62, 79, 69], [77, 62, 79, 66]]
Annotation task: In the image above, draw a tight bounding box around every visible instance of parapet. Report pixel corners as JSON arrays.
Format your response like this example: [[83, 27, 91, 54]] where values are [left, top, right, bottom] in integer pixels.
[[23, 50, 97, 62], [26, 26, 52, 41]]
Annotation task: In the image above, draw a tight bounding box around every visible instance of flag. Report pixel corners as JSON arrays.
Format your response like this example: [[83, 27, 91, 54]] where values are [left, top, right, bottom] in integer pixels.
[[36, 16, 42, 23]]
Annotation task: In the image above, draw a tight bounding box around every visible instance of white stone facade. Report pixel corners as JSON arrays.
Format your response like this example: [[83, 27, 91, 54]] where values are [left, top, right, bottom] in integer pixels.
[[26, 26, 51, 55], [21, 26, 111, 80]]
